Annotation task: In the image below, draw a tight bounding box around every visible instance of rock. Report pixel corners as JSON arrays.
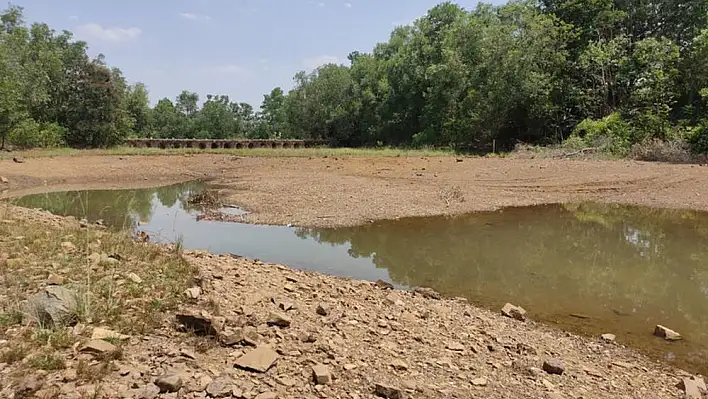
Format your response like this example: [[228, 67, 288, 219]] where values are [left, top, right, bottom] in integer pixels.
[[25, 286, 78, 328], [412, 286, 442, 299], [14, 374, 44, 397], [375, 279, 394, 290], [176, 312, 221, 336], [267, 312, 291, 328], [180, 348, 197, 359], [446, 342, 465, 351], [91, 327, 130, 341], [206, 380, 231, 398], [390, 359, 408, 371], [234, 346, 279, 372], [154, 374, 183, 393], [60, 241, 77, 253], [471, 377, 488, 387], [654, 325, 681, 341], [343, 363, 357, 371], [254, 392, 277, 399], [501, 303, 527, 321], [312, 364, 332, 385], [0, 176, 7, 184], [79, 339, 118, 356], [542, 359, 565, 375], [79, 219, 88, 228], [62, 369, 78, 382], [12, 156, 24, 163], [185, 287, 201, 299], [127, 272, 143, 284], [47, 274, 64, 285], [316, 303, 330, 316], [600, 333, 616, 342], [374, 383, 406, 399], [137, 384, 160, 399], [677, 377, 707, 399]]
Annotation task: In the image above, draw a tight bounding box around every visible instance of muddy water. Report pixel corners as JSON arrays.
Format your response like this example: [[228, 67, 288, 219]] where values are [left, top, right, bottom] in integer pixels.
[[13, 182, 708, 374]]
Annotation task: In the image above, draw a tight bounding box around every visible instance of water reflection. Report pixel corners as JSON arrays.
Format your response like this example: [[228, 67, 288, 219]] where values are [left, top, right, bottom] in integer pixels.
[[12, 185, 708, 374]]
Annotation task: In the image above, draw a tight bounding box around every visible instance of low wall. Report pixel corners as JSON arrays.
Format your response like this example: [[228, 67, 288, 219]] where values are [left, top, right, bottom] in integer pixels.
[[123, 139, 327, 149]]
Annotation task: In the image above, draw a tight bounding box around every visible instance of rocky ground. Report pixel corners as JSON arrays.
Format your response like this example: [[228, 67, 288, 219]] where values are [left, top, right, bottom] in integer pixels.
[[2, 152, 708, 227], [0, 205, 704, 399]]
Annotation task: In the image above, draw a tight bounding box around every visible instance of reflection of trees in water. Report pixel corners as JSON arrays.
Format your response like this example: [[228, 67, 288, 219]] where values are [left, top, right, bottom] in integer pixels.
[[297, 204, 708, 341], [14, 181, 205, 229]]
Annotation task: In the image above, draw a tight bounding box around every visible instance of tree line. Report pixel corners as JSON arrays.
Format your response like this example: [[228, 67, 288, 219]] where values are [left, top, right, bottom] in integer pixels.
[[2, 1, 708, 155]]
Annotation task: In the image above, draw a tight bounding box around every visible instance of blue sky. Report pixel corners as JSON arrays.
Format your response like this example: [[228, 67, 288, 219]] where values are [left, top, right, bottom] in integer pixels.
[[15, 0, 500, 107]]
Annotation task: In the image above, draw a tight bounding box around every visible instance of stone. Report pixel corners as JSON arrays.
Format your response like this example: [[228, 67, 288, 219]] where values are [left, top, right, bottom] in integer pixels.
[[501, 303, 527, 321], [600, 333, 616, 342], [267, 312, 291, 328], [542, 359, 564, 375], [127, 272, 143, 284], [312, 364, 332, 385], [14, 374, 44, 398], [374, 383, 406, 399], [91, 327, 130, 341], [185, 287, 201, 299], [13, 156, 24, 163], [79, 339, 118, 355], [155, 374, 183, 393], [25, 286, 78, 328], [412, 286, 442, 299], [176, 312, 221, 336], [47, 274, 64, 285], [62, 368, 78, 382], [0, 176, 7, 184], [471, 377, 488, 387], [60, 241, 77, 253], [79, 219, 88, 228], [375, 279, 394, 290], [206, 380, 231, 398], [316, 303, 330, 316], [446, 342, 465, 351], [677, 376, 707, 399], [234, 347, 279, 372], [254, 392, 277, 399], [654, 325, 681, 341], [583, 367, 603, 378], [137, 384, 160, 399], [343, 363, 357, 371], [390, 359, 408, 370], [180, 348, 197, 359]]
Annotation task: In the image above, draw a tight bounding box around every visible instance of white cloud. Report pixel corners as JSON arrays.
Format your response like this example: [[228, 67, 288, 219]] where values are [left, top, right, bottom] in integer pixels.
[[179, 12, 211, 21], [75, 23, 142, 43], [344, 2, 352, 8], [303, 55, 341, 69]]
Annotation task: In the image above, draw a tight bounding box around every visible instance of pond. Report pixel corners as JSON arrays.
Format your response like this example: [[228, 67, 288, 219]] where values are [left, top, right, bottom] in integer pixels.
[[13, 181, 708, 374]]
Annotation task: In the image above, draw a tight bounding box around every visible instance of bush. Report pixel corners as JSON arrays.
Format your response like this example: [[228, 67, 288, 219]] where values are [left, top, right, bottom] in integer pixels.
[[629, 138, 692, 163], [689, 121, 708, 154], [7, 120, 65, 149], [570, 112, 633, 155]]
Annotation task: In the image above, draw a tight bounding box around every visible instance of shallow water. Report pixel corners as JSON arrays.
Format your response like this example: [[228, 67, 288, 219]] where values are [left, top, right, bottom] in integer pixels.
[[13, 182, 708, 374]]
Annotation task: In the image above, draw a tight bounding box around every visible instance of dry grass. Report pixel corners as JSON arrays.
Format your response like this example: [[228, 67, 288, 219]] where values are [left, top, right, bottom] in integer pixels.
[[0, 202, 197, 374], [629, 138, 693, 163]]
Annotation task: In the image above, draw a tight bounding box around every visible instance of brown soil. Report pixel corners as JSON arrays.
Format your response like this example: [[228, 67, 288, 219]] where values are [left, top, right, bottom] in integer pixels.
[[0, 206, 695, 399], [2, 154, 708, 227]]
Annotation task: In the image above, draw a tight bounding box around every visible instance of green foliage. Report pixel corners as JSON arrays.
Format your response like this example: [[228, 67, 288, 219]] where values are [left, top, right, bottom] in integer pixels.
[[689, 122, 708, 154], [570, 112, 633, 154], [7, 119, 64, 148]]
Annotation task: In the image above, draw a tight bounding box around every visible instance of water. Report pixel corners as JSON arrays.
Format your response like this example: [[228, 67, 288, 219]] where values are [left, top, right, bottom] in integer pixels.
[[13, 182, 708, 374]]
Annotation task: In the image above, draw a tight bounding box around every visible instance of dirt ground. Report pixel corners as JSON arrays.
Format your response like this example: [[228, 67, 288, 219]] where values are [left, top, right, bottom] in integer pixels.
[[2, 153, 708, 227]]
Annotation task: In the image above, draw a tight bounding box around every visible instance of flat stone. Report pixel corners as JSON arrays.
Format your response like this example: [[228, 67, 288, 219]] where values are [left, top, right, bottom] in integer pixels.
[[471, 377, 488, 387], [390, 359, 408, 370], [446, 342, 465, 351], [412, 286, 442, 299], [0, 176, 8, 184], [316, 303, 330, 316], [155, 374, 183, 393], [79, 339, 117, 355], [374, 383, 406, 399], [234, 347, 279, 373], [501, 303, 527, 321], [127, 272, 143, 284], [47, 274, 64, 285], [375, 279, 394, 290], [254, 392, 277, 399], [312, 364, 332, 385], [206, 380, 231, 398], [137, 384, 160, 399], [600, 333, 616, 342], [267, 312, 291, 328], [542, 359, 564, 375], [654, 325, 681, 341], [91, 327, 130, 341], [677, 376, 707, 399], [180, 348, 197, 359]]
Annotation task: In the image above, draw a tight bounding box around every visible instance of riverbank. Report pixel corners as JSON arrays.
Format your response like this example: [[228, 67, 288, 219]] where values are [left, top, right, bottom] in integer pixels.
[[0, 204, 695, 398], [2, 152, 708, 227]]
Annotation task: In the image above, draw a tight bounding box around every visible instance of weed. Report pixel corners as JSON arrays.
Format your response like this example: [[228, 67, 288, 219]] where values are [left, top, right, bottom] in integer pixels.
[[27, 350, 66, 370], [0, 310, 23, 327], [32, 328, 74, 349], [0, 343, 28, 364]]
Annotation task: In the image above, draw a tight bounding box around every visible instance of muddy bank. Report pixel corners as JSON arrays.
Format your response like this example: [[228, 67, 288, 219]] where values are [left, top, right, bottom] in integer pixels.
[[2, 153, 708, 227], [0, 204, 701, 398]]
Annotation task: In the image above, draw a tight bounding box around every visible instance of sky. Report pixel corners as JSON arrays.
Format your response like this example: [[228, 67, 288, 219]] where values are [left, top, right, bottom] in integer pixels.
[[14, 0, 502, 107]]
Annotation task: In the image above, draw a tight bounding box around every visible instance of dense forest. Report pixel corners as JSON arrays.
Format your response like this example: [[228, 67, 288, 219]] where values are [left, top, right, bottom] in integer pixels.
[[2, 1, 708, 155]]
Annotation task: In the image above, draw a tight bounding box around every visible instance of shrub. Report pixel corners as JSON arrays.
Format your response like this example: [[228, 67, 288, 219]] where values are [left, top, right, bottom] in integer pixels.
[[570, 112, 632, 155], [7, 119, 65, 149], [629, 138, 692, 163], [689, 121, 708, 154]]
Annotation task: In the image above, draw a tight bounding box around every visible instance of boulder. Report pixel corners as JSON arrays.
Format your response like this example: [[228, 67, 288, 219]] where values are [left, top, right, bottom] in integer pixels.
[[501, 303, 527, 321], [542, 359, 564, 375], [25, 286, 78, 328], [312, 364, 332, 385], [154, 374, 183, 393], [374, 383, 406, 399], [654, 325, 681, 341]]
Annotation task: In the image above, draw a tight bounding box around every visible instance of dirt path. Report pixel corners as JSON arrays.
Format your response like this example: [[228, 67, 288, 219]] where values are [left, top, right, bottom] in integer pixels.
[[2, 153, 708, 227]]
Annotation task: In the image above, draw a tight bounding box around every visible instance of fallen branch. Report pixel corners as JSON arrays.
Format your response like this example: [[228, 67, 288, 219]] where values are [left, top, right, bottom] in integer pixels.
[[561, 147, 599, 158]]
